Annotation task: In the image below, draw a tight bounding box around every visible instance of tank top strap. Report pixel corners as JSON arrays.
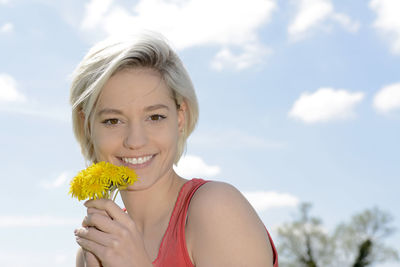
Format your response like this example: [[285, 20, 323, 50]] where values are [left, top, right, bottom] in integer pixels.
[[152, 178, 209, 267]]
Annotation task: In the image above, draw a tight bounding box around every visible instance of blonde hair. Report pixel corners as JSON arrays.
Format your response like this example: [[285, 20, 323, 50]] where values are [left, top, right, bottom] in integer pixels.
[[70, 33, 199, 164]]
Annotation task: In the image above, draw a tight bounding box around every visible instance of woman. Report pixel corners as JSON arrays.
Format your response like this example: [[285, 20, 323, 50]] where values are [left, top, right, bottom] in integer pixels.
[[70, 33, 278, 267]]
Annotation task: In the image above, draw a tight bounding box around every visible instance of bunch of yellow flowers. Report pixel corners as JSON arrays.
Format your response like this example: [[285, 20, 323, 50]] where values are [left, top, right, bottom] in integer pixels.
[[69, 161, 138, 201]]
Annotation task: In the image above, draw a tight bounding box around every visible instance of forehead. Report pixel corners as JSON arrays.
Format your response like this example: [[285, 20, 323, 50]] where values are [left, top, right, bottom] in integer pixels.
[[96, 68, 174, 110]]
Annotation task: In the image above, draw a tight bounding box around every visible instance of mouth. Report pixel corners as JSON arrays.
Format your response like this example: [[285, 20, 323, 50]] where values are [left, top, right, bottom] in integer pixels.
[[118, 154, 155, 169]]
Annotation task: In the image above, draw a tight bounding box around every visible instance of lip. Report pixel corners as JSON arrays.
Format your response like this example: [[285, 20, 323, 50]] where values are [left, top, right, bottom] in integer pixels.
[[118, 154, 156, 170]]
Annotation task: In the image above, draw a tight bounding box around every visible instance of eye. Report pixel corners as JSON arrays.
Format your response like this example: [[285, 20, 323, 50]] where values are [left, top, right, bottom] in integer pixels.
[[148, 114, 166, 121], [102, 118, 121, 125]]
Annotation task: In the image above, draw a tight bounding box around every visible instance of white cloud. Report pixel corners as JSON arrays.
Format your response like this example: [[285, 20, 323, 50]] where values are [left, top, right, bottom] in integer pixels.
[[331, 13, 360, 33], [373, 82, 400, 113], [174, 154, 221, 178], [0, 73, 69, 121], [242, 191, 299, 212], [0, 73, 26, 102], [211, 43, 272, 71], [81, 0, 113, 30], [289, 87, 364, 123], [0, 0, 10, 4], [0, 215, 80, 227], [80, 0, 276, 70], [289, 0, 333, 37], [40, 171, 70, 189], [370, 0, 400, 54], [288, 0, 359, 40], [0, 22, 13, 33], [190, 129, 285, 150]]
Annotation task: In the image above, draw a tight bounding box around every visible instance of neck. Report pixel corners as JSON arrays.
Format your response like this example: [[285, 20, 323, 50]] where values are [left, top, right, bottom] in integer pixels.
[[120, 170, 186, 233]]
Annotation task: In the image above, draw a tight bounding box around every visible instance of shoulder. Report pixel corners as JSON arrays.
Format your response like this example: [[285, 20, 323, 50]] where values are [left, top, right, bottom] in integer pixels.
[[192, 180, 243, 205], [187, 181, 252, 225], [186, 181, 274, 266], [188, 181, 261, 222]]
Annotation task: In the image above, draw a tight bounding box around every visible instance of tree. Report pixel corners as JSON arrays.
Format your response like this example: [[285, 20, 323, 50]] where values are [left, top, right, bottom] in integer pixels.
[[277, 203, 336, 267], [334, 207, 400, 266], [277, 204, 399, 267], [352, 239, 372, 267]]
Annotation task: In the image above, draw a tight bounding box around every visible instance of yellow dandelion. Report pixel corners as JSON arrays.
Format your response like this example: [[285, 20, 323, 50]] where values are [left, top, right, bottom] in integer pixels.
[[69, 162, 138, 201], [69, 172, 86, 200], [83, 176, 109, 200]]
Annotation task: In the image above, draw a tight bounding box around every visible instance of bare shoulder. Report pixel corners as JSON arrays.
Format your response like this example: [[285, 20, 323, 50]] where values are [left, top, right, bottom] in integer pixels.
[[188, 181, 263, 222], [186, 181, 274, 267], [191, 181, 242, 205]]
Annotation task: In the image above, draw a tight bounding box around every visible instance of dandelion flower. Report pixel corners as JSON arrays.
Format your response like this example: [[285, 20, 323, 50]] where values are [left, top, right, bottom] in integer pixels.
[[69, 162, 138, 201]]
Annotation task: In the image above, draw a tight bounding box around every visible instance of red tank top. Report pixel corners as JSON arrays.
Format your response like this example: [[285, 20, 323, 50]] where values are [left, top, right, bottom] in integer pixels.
[[152, 178, 278, 266]]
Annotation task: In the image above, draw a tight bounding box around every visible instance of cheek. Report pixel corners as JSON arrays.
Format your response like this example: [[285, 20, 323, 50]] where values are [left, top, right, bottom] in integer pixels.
[[92, 128, 120, 158], [152, 123, 179, 152], [167, 128, 180, 156]]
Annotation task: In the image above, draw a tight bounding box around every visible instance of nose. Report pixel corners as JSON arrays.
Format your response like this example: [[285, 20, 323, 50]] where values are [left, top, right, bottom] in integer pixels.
[[123, 121, 148, 150]]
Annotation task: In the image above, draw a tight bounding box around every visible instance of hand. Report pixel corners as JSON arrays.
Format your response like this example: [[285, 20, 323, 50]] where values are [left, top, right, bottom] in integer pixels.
[[76, 207, 106, 267], [75, 199, 152, 267]]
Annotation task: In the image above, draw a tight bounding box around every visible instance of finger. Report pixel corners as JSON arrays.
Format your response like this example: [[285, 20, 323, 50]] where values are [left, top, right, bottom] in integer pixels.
[[84, 199, 138, 241], [75, 226, 114, 247], [83, 207, 109, 227], [76, 236, 107, 263], [82, 212, 122, 234], [85, 199, 128, 223], [87, 207, 108, 217]]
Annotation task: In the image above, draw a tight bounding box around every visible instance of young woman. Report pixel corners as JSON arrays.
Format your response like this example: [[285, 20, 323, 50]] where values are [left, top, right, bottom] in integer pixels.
[[70, 33, 278, 267]]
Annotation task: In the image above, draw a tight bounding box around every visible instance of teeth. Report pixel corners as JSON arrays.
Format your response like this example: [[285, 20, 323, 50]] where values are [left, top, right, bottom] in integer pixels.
[[122, 155, 153, 165]]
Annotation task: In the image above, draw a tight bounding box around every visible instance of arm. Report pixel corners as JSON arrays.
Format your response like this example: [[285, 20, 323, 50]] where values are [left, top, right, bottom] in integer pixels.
[[186, 182, 274, 267], [76, 247, 102, 267], [76, 247, 86, 267]]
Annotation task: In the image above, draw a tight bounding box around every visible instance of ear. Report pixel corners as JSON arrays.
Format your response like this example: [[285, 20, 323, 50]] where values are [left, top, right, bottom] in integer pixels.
[[79, 110, 91, 137], [79, 110, 85, 120], [177, 101, 187, 133], [78, 110, 86, 131]]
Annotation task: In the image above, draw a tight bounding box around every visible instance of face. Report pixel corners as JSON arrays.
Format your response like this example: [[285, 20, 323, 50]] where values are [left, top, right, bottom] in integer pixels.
[[90, 68, 185, 190]]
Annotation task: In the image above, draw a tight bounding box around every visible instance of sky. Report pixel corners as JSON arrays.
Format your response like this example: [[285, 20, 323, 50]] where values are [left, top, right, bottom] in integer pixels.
[[0, 0, 399, 266]]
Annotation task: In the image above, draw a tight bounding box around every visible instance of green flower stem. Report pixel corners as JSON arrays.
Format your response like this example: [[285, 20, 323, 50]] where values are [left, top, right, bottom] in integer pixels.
[[112, 188, 120, 202]]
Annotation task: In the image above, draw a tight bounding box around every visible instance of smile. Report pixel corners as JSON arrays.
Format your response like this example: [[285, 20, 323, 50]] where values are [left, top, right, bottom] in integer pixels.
[[121, 155, 154, 165]]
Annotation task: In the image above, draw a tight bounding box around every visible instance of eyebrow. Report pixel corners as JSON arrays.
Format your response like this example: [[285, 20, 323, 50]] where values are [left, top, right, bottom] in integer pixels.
[[144, 104, 170, 112], [96, 104, 170, 117], [96, 108, 123, 117]]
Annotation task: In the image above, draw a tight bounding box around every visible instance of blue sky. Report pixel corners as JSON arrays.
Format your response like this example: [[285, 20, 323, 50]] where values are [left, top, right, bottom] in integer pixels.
[[1, 0, 399, 266]]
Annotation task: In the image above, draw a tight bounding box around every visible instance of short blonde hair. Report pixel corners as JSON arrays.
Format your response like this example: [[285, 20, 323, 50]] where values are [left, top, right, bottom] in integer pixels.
[[70, 33, 199, 164]]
